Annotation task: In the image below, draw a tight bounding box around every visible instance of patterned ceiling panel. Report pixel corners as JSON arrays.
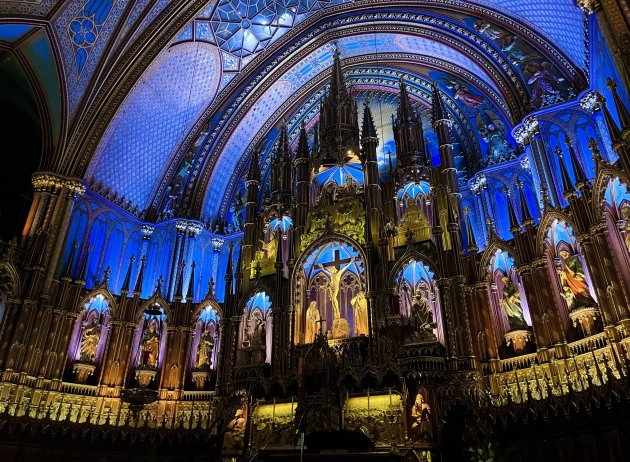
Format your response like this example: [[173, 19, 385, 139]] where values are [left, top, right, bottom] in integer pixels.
[[88, 42, 222, 213], [54, 0, 128, 113], [201, 33, 498, 220]]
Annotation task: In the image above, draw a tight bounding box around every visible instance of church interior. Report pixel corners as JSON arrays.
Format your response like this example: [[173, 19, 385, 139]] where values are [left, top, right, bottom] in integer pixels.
[[2, 0, 630, 460]]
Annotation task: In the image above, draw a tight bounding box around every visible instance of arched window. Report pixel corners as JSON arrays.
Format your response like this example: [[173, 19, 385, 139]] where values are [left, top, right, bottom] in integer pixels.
[[240, 292, 272, 364], [295, 241, 366, 343], [394, 259, 443, 344], [69, 294, 109, 383]]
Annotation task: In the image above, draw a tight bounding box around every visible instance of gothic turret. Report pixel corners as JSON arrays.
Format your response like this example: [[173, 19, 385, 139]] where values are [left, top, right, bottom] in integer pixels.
[[317, 49, 360, 166], [361, 102, 382, 243], [242, 148, 261, 289], [271, 125, 292, 210], [393, 79, 426, 181]]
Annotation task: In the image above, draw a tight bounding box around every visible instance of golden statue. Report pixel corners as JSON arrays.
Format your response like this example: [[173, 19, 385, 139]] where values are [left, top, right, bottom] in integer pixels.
[[257, 235, 278, 261], [557, 249, 596, 310], [139, 320, 160, 368], [351, 291, 368, 336], [195, 327, 214, 369], [304, 300, 321, 344], [318, 257, 355, 319], [621, 206, 630, 253], [410, 392, 432, 443], [222, 406, 247, 451], [79, 318, 101, 363]]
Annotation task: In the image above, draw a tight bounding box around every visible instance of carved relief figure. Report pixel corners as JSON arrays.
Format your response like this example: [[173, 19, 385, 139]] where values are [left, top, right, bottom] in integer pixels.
[[499, 276, 527, 329], [410, 392, 432, 443], [557, 249, 596, 310], [79, 318, 101, 363], [139, 320, 160, 368], [525, 62, 565, 107], [351, 291, 369, 336], [195, 327, 214, 370], [318, 257, 355, 319], [447, 81, 485, 108], [304, 300, 321, 344]]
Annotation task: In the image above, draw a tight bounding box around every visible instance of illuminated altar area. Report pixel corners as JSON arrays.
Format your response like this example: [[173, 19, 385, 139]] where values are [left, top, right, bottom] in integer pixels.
[[1, 0, 630, 460]]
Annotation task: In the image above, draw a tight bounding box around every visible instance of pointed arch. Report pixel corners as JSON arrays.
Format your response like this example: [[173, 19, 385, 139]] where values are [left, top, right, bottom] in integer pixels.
[[477, 236, 517, 281], [535, 209, 576, 256]]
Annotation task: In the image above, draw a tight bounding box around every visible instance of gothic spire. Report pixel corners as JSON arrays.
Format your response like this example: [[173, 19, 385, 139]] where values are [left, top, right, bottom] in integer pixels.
[[600, 96, 623, 145], [121, 255, 135, 293], [361, 101, 378, 140], [464, 207, 478, 253], [248, 146, 261, 183], [330, 47, 347, 101], [555, 146, 576, 198], [134, 255, 147, 294], [296, 122, 309, 160], [397, 78, 413, 122], [564, 136, 587, 186], [63, 240, 78, 280], [174, 262, 185, 300], [505, 186, 520, 234], [76, 245, 91, 284], [516, 178, 533, 226], [431, 81, 449, 127]]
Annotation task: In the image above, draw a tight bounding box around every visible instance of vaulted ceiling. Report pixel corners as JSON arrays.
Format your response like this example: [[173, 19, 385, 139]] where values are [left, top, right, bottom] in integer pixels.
[[1, 0, 589, 224]]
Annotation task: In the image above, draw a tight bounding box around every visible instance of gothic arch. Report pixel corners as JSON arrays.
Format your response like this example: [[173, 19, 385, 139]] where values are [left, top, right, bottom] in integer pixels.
[[478, 237, 518, 281], [388, 249, 440, 288], [136, 295, 173, 323], [535, 208, 577, 256], [77, 287, 119, 319]]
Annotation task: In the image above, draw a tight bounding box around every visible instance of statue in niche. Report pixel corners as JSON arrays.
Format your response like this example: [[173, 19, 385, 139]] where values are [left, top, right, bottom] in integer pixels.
[[249, 312, 266, 347], [318, 257, 355, 320], [79, 318, 101, 363], [410, 392, 432, 443], [499, 276, 527, 329], [557, 249, 596, 310], [476, 109, 511, 163], [195, 327, 214, 370], [524, 62, 565, 107], [139, 320, 160, 368], [410, 295, 436, 342], [223, 406, 247, 451], [304, 300, 321, 344], [385, 218, 398, 237], [351, 290, 369, 336]]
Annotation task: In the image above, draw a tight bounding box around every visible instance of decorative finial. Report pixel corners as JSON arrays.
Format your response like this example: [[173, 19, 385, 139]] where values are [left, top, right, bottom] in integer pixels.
[[101, 266, 111, 286], [588, 137, 605, 164]]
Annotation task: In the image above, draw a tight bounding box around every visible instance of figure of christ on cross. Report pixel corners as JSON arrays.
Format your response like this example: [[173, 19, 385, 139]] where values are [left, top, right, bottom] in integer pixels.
[[317, 249, 356, 320]]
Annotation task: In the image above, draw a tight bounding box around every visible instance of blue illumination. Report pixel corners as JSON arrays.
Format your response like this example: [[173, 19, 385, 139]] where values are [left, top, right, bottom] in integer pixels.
[[399, 260, 434, 287], [604, 178, 630, 209], [246, 291, 271, 314], [546, 220, 576, 248], [397, 182, 431, 203], [270, 216, 293, 234], [0, 24, 33, 42], [314, 163, 364, 187], [303, 241, 362, 280], [199, 305, 220, 323]]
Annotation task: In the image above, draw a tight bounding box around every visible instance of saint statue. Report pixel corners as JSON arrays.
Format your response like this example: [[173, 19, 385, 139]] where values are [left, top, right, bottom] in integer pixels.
[[318, 257, 355, 319], [304, 300, 321, 344], [222, 407, 247, 451], [195, 326, 214, 370], [621, 207, 630, 253], [250, 313, 266, 347], [557, 249, 596, 310], [79, 318, 101, 363], [351, 291, 369, 336], [410, 392, 432, 443], [499, 276, 527, 329], [139, 320, 160, 368], [257, 235, 278, 261]]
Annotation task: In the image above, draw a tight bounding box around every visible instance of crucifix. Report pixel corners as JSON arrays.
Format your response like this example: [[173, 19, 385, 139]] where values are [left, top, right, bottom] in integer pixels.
[[317, 247, 356, 319]]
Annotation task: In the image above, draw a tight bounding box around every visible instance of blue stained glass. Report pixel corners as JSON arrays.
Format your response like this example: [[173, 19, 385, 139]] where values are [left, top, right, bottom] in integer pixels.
[[246, 292, 272, 314], [397, 182, 431, 202], [546, 220, 576, 248], [199, 306, 220, 323], [302, 242, 362, 279], [314, 163, 364, 187], [270, 216, 293, 233], [400, 260, 434, 287], [491, 249, 515, 274]]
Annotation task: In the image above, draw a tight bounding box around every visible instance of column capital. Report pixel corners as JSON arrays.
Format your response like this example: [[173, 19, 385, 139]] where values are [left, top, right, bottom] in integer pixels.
[[141, 224, 155, 240], [580, 90, 603, 113], [32, 172, 86, 197], [577, 0, 601, 14], [523, 116, 540, 135], [512, 125, 530, 147]]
